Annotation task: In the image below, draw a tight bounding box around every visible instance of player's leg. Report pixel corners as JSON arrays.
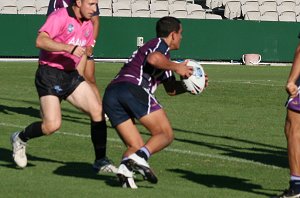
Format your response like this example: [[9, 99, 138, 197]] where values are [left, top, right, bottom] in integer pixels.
[[114, 119, 144, 188], [116, 119, 145, 157], [11, 95, 61, 168], [66, 81, 117, 173], [139, 109, 174, 154], [124, 109, 173, 184], [84, 56, 102, 104], [281, 109, 300, 197]]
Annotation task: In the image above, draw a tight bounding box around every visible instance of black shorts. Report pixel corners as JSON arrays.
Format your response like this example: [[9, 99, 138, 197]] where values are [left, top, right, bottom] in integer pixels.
[[35, 65, 84, 100], [103, 82, 162, 127]]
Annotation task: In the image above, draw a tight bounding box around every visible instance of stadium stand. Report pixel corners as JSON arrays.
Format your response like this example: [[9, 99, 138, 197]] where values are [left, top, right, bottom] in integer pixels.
[[1, 0, 300, 22], [150, 1, 169, 17], [241, 0, 260, 16], [224, 0, 241, 19], [186, 3, 206, 18], [131, 0, 150, 17], [169, 3, 188, 18], [17, 0, 37, 14], [206, 0, 223, 9], [260, 10, 279, 20], [112, 1, 132, 17], [244, 10, 261, 19], [99, 0, 113, 16], [35, 0, 49, 14], [205, 12, 223, 18], [0, 0, 18, 14]]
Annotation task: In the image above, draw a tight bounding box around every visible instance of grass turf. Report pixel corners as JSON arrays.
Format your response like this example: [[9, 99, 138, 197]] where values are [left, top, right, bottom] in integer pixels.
[[0, 62, 292, 197]]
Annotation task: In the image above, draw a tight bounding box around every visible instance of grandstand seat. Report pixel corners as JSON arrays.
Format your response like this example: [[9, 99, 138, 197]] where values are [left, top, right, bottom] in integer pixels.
[[150, 0, 168, 3], [276, 0, 296, 5], [241, 1, 259, 16], [168, 3, 188, 18], [277, 1, 296, 13], [244, 10, 261, 20], [260, 10, 278, 20], [150, 1, 169, 18], [278, 10, 296, 21], [277, 1, 295, 21], [112, 1, 132, 17], [240, 0, 257, 5], [295, 4, 300, 15], [224, 1, 241, 19], [168, 0, 188, 5], [206, 0, 223, 9], [0, 0, 18, 14], [257, 0, 277, 6], [131, 1, 150, 17], [17, 0, 36, 14], [99, 0, 113, 16], [35, 0, 49, 15], [205, 13, 222, 19], [186, 4, 206, 19], [259, 2, 277, 15]]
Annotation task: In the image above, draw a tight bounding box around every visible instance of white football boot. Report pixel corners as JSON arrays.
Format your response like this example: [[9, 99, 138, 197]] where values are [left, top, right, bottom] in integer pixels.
[[117, 164, 138, 189], [128, 153, 158, 184], [11, 132, 27, 168]]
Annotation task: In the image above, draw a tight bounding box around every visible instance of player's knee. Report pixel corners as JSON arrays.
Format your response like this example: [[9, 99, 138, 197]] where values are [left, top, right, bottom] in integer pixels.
[[162, 129, 174, 145], [42, 120, 61, 135], [89, 105, 103, 121], [85, 76, 96, 85]]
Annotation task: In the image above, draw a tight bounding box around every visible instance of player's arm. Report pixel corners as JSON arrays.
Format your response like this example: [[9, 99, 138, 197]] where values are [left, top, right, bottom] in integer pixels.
[[286, 43, 300, 97], [163, 78, 187, 96], [147, 51, 192, 78], [35, 32, 86, 57], [91, 15, 99, 40]]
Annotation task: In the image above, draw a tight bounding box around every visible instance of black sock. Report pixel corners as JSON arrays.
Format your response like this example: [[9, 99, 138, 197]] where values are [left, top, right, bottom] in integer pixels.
[[18, 122, 44, 142], [91, 120, 107, 161], [136, 149, 149, 161]]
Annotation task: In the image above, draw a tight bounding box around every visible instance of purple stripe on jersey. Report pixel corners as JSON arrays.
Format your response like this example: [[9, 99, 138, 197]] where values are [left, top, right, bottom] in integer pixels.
[[111, 38, 174, 94]]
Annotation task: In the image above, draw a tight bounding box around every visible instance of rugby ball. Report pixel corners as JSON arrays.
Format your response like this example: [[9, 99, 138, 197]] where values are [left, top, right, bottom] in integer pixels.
[[181, 60, 206, 95]]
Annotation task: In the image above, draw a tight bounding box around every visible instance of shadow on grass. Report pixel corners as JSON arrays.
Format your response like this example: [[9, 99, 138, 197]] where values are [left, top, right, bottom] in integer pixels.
[[168, 168, 277, 197], [53, 162, 120, 187], [0, 147, 121, 187], [137, 124, 288, 169], [0, 147, 65, 169], [174, 136, 288, 169], [0, 104, 89, 125]]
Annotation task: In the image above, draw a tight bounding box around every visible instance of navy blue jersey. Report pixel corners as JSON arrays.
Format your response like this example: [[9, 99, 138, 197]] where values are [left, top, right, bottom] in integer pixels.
[[111, 38, 174, 94]]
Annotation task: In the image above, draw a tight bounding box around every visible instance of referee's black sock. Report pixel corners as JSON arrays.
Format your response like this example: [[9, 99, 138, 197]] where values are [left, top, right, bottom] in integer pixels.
[[18, 121, 44, 142], [91, 120, 107, 161]]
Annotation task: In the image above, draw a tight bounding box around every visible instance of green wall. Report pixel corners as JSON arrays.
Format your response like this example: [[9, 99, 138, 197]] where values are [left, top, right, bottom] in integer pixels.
[[1, 15, 299, 62]]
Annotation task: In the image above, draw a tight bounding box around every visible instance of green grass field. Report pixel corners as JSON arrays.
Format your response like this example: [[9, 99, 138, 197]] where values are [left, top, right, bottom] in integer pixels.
[[0, 62, 292, 197]]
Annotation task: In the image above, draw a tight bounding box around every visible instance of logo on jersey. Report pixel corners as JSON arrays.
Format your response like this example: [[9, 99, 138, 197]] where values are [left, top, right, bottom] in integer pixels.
[[68, 24, 74, 33], [85, 30, 90, 37]]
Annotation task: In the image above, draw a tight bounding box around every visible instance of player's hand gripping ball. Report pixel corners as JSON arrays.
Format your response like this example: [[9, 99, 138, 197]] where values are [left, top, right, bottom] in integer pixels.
[[181, 59, 206, 95]]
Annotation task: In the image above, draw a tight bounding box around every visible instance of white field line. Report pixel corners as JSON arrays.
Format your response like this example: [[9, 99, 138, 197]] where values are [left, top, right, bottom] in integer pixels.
[[211, 80, 284, 87], [0, 122, 281, 169]]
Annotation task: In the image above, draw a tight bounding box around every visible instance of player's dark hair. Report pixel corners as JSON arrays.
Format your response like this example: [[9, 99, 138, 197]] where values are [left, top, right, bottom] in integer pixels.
[[156, 16, 181, 38]]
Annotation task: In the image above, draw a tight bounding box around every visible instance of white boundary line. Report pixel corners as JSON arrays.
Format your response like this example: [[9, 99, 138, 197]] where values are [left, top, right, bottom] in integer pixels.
[[0, 58, 292, 66], [0, 122, 282, 169]]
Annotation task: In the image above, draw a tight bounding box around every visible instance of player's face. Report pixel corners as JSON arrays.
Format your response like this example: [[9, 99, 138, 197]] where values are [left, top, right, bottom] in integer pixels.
[[171, 24, 183, 50], [79, 0, 98, 19]]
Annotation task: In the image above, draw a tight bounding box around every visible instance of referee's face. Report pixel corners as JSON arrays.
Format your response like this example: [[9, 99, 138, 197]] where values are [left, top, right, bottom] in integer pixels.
[[79, 0, 98, 20]]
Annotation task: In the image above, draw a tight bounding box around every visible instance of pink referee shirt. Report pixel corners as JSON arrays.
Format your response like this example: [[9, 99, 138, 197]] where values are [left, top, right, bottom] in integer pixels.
[[38, 7, 94, 71]]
